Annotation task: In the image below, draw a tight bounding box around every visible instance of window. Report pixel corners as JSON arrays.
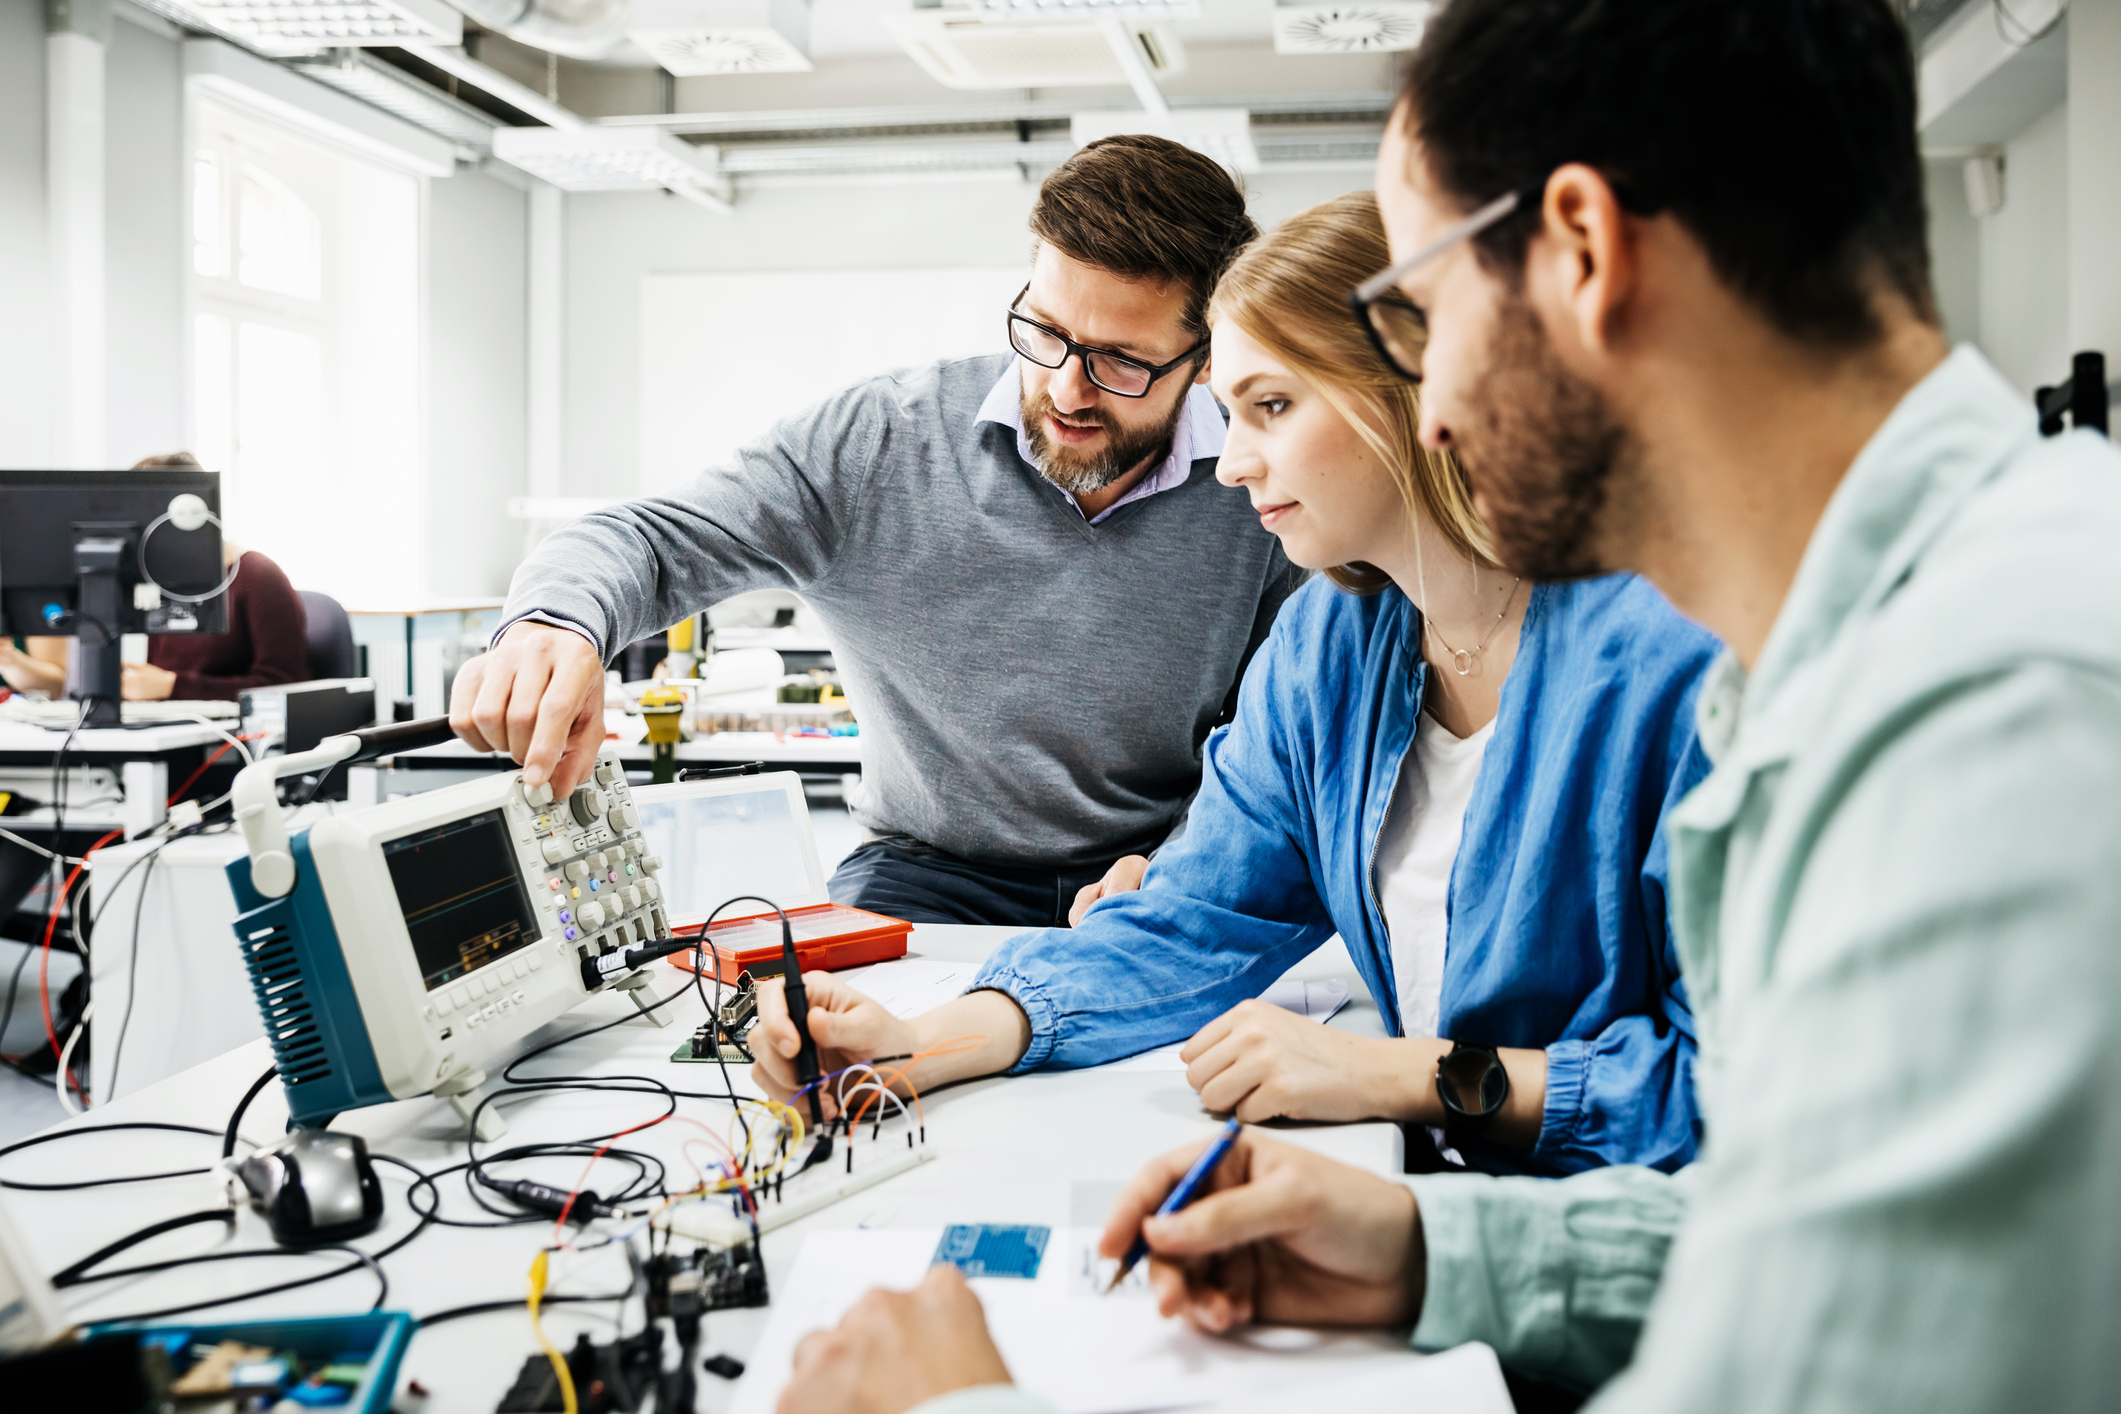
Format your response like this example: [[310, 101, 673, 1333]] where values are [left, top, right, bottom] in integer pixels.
[[191, 101, 421, 604]]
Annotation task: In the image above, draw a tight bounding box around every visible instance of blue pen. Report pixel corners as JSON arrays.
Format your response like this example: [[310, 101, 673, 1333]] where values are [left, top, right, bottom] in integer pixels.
[[1106, 1117, 1244, 1295]]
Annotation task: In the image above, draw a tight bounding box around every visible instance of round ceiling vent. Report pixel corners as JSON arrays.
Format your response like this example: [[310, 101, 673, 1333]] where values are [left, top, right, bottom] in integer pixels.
[[631, 27, 813, 75], [1272, 3, 1429, 55]]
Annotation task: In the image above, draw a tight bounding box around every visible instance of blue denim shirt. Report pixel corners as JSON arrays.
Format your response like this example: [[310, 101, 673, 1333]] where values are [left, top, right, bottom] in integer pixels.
[[973, 573, 1718, 1175]]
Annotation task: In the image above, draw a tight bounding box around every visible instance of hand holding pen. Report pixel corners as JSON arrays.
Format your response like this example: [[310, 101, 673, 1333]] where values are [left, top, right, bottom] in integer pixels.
[[1095, 1126, 1427, 1333]]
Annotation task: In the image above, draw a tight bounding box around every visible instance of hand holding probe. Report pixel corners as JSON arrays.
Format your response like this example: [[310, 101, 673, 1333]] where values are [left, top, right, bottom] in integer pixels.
[[1106, 1117, 1243, 1295], [779, 918, 824, 1128]]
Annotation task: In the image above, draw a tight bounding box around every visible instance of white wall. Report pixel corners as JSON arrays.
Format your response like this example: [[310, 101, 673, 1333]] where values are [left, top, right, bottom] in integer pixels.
[[0, 0, 52, 468], [104, 14, 186, 465], [1924, 159, 1981, 349], [561, 166, 1368, 498], [424, 165, 530, 598], [1976, 104, 2071, 396]]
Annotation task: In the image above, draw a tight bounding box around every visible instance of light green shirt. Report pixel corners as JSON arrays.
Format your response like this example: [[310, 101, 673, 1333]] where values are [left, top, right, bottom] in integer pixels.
[[910, 347, 2121, 1414]]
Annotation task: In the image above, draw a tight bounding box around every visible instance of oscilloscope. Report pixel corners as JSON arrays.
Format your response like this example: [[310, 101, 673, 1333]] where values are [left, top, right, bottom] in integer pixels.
[[228, 720, 676, 1138]]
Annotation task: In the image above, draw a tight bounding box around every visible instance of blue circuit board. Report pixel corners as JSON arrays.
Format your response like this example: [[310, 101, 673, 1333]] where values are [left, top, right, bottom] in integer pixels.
[[931, 1224, 1050, 1280]]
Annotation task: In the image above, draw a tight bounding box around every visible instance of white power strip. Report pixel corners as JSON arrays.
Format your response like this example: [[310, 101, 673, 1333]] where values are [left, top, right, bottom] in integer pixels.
[[753, 1144, 937, 1235]]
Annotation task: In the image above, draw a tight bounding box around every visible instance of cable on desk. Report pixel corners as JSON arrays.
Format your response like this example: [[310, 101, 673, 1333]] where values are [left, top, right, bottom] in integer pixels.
[[55, 1153, 435, 1326], [0, 1121, 228, 1191], [50, 1208, 234, 1287]]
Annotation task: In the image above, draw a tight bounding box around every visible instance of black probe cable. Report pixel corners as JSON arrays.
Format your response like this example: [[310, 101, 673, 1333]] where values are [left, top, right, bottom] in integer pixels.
[[30, 1066, 436, 1323]]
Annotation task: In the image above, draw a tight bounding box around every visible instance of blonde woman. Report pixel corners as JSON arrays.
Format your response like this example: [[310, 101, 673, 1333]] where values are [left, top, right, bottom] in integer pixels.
[[753, 194, 1715, 1177]]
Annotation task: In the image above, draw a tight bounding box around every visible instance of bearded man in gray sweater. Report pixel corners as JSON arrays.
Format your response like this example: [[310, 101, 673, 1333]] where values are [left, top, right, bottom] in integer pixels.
[[451, 136, 1301, 927]]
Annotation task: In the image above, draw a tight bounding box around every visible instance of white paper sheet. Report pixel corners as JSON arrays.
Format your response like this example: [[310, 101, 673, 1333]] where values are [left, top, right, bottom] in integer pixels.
[[832, 958, 982, 1018], [732, 1226, 1484, 1414], [1097, 979, 1353, 1074]]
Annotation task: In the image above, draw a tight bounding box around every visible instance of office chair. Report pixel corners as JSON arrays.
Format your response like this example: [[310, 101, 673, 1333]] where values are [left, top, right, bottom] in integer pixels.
[[298, 590, 358, 681]]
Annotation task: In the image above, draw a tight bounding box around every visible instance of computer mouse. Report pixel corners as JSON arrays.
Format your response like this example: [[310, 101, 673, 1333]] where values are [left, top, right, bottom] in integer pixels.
[[236, 1129, 385, 1247]]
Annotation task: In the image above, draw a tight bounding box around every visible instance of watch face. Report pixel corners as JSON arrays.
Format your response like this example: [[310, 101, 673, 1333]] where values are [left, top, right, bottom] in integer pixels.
[[1438, 1046, 1508, 1119]]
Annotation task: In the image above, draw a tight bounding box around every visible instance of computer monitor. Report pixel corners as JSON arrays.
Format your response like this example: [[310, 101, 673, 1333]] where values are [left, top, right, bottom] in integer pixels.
[[0, 469, 231, 726]]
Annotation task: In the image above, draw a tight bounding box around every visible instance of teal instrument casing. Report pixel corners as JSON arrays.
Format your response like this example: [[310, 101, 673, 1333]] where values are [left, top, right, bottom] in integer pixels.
[[226, 831, 389, 1129], [221, 755, 669, 1133]]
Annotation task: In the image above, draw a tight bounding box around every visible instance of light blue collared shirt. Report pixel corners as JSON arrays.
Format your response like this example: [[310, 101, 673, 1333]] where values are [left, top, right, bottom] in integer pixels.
[[974, 358, 1228, 524]]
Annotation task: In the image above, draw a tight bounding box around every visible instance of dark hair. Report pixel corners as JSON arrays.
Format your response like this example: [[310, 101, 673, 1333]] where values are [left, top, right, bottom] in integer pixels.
[[1399, 0, 1937, 347], [1030, 135, 1260, 343], [131, 451, 202, 469]]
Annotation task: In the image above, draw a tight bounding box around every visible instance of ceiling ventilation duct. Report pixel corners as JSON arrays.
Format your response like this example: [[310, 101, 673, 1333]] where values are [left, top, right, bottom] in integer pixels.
[[142, 0, 461, 53], [627, 0, 811, 75], [886, 2, 1190, 90], [1272, 2, 1429, 55], [449, 0, 628, 59]]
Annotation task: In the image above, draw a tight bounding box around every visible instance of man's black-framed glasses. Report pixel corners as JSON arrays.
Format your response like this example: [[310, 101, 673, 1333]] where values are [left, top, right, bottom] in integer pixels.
[[1007, 286, 1208, 399], [1347, 182, 1544, 383]]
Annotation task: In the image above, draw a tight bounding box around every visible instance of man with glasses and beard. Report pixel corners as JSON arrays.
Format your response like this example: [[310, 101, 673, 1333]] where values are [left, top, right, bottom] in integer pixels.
[[765, 2, 2121, 1413], [453, 137, 1299, 927]]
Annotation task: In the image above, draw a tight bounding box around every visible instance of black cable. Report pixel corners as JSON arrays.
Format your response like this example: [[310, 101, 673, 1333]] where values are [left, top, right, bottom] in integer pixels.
[[0, 1121, 227, 1191], [51, 1208, 233, 1287], [225, 1063, 280, 1158], [59, 1154, 434, 1326], [76, 1241, 391, 1325], [105, 841, 167, 1099]]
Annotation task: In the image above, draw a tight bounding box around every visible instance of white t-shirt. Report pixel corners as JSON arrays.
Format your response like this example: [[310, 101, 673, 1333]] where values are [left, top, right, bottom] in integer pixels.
[[1373, 708, 1494, 1039]]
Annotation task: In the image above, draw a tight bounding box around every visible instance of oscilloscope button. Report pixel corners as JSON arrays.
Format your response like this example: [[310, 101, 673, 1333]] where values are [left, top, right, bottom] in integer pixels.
[[541, 838, 565, 865], [564, 860, 588, 881], [595, 760, 618, 786]]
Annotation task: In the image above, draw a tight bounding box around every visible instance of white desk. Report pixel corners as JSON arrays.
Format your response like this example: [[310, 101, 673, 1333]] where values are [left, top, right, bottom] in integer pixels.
[[0, 719, 230, 838], [8, 925, 1396, 1413]]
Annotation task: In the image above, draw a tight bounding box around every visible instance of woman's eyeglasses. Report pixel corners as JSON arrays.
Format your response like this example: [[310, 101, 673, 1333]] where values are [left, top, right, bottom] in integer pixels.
[[1006, 287, 1208, 399]]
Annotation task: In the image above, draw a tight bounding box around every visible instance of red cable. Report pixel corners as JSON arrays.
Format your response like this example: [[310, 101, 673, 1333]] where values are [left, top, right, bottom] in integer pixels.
[[164, 740, 237, 806], [27, 829, 122, 1094]]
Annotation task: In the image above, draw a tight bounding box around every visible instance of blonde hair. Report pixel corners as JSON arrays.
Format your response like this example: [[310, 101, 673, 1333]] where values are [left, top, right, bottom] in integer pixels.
[[1209, 192, 1496, 592]]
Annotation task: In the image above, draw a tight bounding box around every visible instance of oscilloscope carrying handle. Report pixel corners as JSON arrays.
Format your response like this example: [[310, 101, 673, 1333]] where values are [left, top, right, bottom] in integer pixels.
[[233, 716, 463, 899]]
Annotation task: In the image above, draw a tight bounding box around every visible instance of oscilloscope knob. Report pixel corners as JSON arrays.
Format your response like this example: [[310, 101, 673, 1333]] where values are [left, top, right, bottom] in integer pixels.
[[569, 785, 608, 827]]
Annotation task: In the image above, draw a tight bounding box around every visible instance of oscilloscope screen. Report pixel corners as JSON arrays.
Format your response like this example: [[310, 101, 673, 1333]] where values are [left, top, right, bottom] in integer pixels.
[[383, 809, 539, 991]]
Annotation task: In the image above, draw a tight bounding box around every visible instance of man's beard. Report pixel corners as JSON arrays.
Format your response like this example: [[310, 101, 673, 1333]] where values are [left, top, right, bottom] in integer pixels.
[[1455, 288, 1630, 581], [1021, 389, 1186, 495]]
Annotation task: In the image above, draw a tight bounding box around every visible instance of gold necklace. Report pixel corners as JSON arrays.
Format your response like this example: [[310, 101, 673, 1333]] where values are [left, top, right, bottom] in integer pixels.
[[1423, 575, 1522, 676]]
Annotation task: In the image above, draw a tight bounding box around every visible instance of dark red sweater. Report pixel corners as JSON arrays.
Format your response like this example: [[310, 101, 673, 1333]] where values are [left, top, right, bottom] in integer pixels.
[[148, 551, 309, 700]]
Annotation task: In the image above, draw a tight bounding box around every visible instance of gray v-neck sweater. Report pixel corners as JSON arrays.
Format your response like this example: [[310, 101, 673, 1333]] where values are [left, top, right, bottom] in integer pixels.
[[502, 353, 1302, 868]]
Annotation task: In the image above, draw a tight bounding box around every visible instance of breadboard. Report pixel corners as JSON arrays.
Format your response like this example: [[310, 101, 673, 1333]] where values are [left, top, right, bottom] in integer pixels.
[[752, 1145, 936, 1235]]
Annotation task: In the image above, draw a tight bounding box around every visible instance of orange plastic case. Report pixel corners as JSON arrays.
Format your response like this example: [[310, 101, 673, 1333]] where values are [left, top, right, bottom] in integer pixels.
[[665, 902, 911, 985]]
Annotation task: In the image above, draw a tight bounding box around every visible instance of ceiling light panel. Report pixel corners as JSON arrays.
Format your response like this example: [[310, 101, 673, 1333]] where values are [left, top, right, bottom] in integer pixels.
[[161, 0, 461, 52], [492, 125, 724, 195], [1272, 2, 1430, 54], [628, 0, 811, 75]]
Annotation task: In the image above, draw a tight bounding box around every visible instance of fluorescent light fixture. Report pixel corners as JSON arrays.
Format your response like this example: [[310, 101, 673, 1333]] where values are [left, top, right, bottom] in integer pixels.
[[1272, 3, 1430, 54], [491, 127, 732, 210], [627, 0, 812, 76], [1071, 107, 1257, 173], [159, 0, 461, 53]]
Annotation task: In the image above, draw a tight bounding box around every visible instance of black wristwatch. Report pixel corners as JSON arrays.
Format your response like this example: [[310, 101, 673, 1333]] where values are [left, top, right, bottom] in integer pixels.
[[1436, 1042, 1509, 1147]]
